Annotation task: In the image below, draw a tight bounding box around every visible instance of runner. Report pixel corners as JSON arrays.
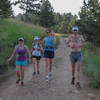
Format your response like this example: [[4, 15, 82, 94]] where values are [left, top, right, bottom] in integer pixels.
[[31, 36, 43, 75], [7, 37, 31, 86], [66, 26, 85, 88], [43, 29, 56, 82]]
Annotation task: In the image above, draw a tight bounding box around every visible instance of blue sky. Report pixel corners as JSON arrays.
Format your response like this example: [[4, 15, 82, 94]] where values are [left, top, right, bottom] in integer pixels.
[[12, 0, 85, 16]]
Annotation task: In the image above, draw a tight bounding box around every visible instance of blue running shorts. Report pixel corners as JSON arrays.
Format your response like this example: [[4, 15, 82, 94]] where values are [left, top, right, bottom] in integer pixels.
[[69, 52, 82, 63], [16, 60, 27, 66]]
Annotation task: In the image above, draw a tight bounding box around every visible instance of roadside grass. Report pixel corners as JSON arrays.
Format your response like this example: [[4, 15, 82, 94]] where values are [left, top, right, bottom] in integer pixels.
[[0, 19, 60, 76], [82, 43, 100, 88], [55, 36, 60, 49], [0, 19, 45, 74]]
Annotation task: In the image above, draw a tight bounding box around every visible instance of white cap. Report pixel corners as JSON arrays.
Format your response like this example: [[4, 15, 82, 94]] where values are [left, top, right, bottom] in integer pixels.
[[34, 36, 39, 40], [18, 37, 24, 41]]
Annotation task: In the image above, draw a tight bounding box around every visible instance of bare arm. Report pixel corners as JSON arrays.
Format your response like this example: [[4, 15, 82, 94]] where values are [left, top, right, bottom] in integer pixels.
[[31, 43, 34, 53], [26, 46, 31, 59], [78, 35, 85, 48], [66, 36, 71, 47], [53, 37, 56, 44], [7, 46, 17, 62], [40, 44, 43, 52], [43, 38, 45, 44], [81, 35, 85, 43]]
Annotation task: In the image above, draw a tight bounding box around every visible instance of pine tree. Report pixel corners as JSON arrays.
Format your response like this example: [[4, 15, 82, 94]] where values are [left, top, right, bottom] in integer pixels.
[[40, 0, 54, 27], [0, 0, 12, 18], [78, 0, 100, 45], [15, 0, 40, 22]]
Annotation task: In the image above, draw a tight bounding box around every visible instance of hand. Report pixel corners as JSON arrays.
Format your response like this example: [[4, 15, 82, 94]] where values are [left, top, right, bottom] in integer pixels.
[[7, 58, 11, 62], [78, 45, 82, 48], [40, 41, 43, 44], [28, 58, 31, 63], [37, 48, 40, 50], [51, 33, 55, 37], [67, 44, 70, 47], [70, 45, 75, 48]]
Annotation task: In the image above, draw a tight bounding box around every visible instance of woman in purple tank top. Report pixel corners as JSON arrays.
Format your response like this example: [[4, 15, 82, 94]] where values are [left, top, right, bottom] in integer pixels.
[[7, 37, 31, 86]]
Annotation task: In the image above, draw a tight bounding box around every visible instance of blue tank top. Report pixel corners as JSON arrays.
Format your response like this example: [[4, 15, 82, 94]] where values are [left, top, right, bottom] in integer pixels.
[[44, 37, 54, 51]]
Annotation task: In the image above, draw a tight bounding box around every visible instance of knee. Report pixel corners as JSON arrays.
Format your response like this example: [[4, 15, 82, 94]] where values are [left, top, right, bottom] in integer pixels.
[[16, 69, 20, 73], [33, 61, 35, 64], [21, 69, 24, 73], [77, 67, 80, 72]]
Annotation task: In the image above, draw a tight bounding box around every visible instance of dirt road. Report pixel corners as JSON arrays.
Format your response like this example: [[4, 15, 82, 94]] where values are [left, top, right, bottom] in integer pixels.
[[0, 37, 100, 100]]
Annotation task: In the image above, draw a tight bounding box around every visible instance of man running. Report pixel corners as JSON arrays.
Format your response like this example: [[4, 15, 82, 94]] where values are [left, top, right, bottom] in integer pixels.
[[66, 26, 85, 88], [43, 29, 56, 82]]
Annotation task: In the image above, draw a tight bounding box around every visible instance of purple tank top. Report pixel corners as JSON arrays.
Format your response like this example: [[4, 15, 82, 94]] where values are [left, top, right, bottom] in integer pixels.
[[16, 46, 27, 61]]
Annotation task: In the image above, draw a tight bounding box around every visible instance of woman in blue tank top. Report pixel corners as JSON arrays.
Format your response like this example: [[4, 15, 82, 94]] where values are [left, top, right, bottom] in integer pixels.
[[43, 29, 56, 82]]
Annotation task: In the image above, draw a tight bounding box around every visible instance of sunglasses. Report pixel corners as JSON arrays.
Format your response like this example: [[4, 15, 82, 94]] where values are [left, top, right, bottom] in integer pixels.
[[73, 30, 78, 31]]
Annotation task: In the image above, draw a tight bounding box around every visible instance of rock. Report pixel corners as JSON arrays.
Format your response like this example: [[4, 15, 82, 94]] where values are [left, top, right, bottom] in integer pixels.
[[0, 97, 2, 100], [88, 93, 95, 99]]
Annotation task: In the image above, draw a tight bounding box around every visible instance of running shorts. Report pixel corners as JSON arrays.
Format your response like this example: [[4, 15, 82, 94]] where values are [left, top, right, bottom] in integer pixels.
[[43, 50, 55, 59], [16, 60, 27, 66], [32, 56, 41, 60], [69, 52, 82, 63]]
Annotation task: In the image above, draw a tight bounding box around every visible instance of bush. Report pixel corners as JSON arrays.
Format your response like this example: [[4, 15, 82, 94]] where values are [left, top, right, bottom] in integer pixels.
[[82, 43, 100, 88]]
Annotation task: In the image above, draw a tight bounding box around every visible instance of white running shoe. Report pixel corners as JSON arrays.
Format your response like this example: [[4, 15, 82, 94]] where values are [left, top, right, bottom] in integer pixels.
[[48, 72, 52, 80], [46, 75, 49, 82]]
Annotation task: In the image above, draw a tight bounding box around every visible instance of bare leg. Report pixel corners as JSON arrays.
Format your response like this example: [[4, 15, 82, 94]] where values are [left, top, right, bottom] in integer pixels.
[[49, 58, 53, 72], [71, 63, 76, 84], [20, 66, 25, 82], [37, 60, 40, 74], [45, 58, 49, 76], [16, 66, 20, 80], [77, 62, 81, 82], [32, 58, 36, 73], [37, 60, 40, 71], [72, 63, 76, 77]]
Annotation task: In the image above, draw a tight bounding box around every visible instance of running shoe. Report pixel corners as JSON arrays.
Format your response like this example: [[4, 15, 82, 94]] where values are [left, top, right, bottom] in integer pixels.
[[76, 82, 81, 88], [48, 72, 52, 77], [21, 81, 24, 86], [71, 77, 75, 85], [16, 79, 20, 84], [46, 75, 49, 82], [33, 72, 36, 75], [48, 72, 52, 80]]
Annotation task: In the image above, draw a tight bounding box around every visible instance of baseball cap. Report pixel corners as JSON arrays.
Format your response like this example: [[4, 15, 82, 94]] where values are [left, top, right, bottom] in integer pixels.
[[18, 37, 24, 41], [34, 36, 39, 40], [72, 26, 79, 31]]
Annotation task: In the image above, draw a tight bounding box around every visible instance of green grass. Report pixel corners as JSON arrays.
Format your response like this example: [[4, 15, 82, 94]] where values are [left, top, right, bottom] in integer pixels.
[[0, 19, 46, 73], [82, 43, 100, 88], [0, 19, 45, 47], [0, 19, 60, 75], [55, 37, 60, 49]]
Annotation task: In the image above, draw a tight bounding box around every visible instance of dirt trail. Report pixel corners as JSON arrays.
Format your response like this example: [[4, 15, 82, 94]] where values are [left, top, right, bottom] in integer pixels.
[[0, 37, 100, 100]]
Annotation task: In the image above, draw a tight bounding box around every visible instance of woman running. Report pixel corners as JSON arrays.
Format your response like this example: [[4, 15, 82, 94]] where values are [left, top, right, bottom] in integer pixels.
[[7, 37, 31, 86], [43, 29, 56, 82], [31, 36, 43, 75]]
